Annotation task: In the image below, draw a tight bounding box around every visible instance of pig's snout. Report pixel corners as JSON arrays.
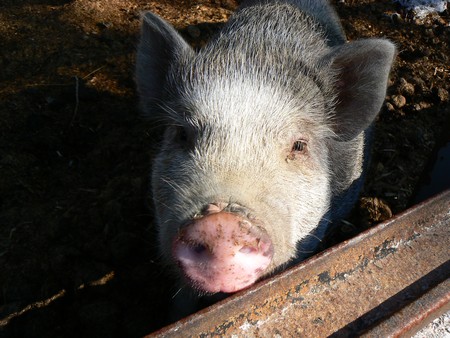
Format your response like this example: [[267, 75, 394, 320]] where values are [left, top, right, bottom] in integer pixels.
[[172, 211, 273, 294]]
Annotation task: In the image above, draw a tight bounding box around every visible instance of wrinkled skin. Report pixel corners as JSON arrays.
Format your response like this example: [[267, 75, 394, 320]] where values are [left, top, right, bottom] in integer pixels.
[[136, 0, 395, 320]]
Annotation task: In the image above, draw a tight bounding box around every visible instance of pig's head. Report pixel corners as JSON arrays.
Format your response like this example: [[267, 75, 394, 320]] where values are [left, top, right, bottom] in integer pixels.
[[136, 7, 395, 295]]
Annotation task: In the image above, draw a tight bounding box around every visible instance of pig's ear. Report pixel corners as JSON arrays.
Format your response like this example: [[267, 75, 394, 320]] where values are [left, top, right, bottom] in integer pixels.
[[326, 39, 396, 140], [136, 12, 193, 113]]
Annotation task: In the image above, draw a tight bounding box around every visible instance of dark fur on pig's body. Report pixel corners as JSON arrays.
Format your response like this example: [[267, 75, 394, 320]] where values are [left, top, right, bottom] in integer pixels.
[[136, 0, 395, 320]]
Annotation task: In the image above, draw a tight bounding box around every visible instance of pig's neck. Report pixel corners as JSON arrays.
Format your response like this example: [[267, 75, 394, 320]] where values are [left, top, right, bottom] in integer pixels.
[[328, 128, 373, 222]]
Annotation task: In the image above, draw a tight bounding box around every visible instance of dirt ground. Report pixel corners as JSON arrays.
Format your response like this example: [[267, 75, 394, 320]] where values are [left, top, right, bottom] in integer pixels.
[[0, 0, 449, 337]]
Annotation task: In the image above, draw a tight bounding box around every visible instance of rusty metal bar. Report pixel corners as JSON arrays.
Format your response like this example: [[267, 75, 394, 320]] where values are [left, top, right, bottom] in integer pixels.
[[362, 278, 450, 337], [148, 190, 450, 337]]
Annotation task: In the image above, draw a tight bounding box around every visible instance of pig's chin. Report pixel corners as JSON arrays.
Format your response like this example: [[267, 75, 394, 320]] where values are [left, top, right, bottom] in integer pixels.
[[183, 267, 262, 294]]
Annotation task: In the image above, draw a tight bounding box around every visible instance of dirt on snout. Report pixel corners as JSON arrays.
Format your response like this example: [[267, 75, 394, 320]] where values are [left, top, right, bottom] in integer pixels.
[[0, 0, 449, 337]]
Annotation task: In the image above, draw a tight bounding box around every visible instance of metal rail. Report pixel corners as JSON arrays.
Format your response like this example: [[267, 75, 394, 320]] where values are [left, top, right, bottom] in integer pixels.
[[148, 189, 450, 337]]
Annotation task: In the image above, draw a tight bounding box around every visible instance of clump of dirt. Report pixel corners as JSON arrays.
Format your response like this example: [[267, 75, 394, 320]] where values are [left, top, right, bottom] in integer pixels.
[[0, 1, 448, 337]]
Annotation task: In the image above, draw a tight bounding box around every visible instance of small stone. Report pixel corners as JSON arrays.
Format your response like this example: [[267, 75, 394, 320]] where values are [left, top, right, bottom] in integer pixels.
[[413, 103, 422, 111], [436, 87, 449, 102], [398, 78, 415, 96], [385, 102, 395, 112], [412, 76, 427, 94], [360, 197, 392, 223], [391, 13, 403, 24], [391, 94, 406, 108], [419, 101, 431, 110]]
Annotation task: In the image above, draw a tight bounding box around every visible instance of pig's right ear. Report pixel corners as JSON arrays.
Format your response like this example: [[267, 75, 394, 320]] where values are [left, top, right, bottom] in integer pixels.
[[324, 39, 396, 141], [136, 12, 193, 115]]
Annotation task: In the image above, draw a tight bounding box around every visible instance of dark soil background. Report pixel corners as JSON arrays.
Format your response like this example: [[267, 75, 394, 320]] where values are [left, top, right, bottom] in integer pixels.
[[0, 0, 449, 337]]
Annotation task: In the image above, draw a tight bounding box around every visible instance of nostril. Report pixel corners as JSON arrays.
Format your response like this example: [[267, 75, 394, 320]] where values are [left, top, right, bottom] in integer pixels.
[[174, 241, 211, 264], [192, 243, 207, 254]]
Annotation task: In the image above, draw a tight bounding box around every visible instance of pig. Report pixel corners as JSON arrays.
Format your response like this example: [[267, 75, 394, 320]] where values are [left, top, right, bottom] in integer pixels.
[[136, 0, 395, 319]]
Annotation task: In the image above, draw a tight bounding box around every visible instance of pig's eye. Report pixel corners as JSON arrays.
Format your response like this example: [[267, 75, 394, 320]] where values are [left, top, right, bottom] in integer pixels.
[[292, 140, 306, 152], [286, 139, 307, 162], [175, 126, 188, 143], [167, 126, 192, 148], [170, 126, 190, 147]]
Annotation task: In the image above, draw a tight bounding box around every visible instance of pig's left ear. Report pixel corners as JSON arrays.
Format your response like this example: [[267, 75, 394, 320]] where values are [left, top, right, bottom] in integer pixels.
[[325, 39, 396, 140]]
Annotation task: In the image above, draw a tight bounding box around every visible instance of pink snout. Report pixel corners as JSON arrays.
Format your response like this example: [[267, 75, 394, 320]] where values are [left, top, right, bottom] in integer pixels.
[[172, 211, 274, 294]]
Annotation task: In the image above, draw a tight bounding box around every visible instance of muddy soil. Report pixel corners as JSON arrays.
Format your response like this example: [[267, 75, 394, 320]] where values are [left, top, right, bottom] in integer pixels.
[[0, 1, 449, 337]]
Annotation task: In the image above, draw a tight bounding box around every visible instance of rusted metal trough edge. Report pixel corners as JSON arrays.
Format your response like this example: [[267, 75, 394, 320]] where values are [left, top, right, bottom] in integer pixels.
[[148, 190, 450, 337], [362, 278, 450, 337]]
